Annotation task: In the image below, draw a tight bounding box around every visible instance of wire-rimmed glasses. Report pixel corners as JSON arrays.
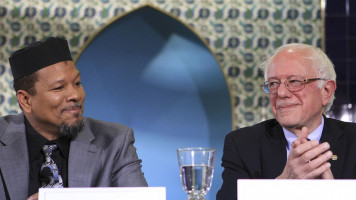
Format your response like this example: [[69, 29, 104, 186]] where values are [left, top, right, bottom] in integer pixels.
[[261, 76, 327, 94]]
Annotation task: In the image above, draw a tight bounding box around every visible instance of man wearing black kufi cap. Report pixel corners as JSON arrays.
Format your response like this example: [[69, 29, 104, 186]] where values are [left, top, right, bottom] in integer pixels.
[[0, 37, 147, 200]]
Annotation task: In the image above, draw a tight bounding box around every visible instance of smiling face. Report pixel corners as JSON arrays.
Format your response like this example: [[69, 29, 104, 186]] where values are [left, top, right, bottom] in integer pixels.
[[267, 48, 326, 132], [20, 61, 85, 139]]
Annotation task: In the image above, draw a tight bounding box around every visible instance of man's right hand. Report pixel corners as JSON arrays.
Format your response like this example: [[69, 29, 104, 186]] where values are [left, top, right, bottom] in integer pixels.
[[27, 193, 38, 200], [278, 127, 333, 179]]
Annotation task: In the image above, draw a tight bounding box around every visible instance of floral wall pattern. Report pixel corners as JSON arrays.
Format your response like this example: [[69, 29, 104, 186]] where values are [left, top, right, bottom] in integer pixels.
[[0, 0, 322, 129]]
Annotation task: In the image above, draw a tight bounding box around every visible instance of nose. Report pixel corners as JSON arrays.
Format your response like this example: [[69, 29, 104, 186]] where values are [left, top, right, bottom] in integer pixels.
[[67, 85, 83, 102], [276, 82, 292, 98]]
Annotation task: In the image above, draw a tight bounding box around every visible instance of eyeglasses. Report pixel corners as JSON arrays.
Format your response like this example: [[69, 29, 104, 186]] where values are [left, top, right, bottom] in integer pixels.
[[261, 76, 327, 94]]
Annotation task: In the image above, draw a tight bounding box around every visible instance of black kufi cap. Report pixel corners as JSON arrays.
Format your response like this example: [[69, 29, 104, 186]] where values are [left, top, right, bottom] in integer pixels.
[[9, 37, 73, 80]]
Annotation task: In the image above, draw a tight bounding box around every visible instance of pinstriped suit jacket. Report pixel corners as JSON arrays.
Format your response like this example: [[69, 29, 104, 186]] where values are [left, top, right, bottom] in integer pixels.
[[0, 113, 147, 200], [217, 116, 356, 200]]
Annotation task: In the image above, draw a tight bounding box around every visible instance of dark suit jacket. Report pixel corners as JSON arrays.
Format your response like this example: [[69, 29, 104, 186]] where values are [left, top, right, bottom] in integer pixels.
[[0, 113, 148, 200], [216, 117, 356, 200]]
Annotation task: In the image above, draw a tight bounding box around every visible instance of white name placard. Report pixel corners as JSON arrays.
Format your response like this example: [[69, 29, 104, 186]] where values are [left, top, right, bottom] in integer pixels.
[[238, 179, 356, 200], [39, 187, 166, 200]]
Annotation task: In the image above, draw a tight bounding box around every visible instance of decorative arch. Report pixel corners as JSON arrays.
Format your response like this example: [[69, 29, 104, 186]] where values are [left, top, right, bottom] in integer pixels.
[[75, 3, 235, 128], [74, 4, 232, 200]]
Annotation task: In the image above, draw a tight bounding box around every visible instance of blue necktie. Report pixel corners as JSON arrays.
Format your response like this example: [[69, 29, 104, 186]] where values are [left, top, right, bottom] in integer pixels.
[[40, 144, 64, 188]]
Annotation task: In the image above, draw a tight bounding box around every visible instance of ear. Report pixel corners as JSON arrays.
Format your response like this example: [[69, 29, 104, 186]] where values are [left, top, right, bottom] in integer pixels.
[[321, 80, 337, 107], [17, 90, 33, 113]]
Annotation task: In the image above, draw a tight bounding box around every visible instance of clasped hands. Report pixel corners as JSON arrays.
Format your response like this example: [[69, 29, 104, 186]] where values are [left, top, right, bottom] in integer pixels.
[[278, 127, 334, 179]]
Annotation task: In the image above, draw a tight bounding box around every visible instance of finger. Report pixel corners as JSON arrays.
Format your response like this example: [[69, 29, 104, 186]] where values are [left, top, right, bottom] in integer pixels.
[[304, 162, 331, 179], [292, 127, 309, 149], [301, 142, 331, 163], [299, 150, 332, 179], [307, 150, 333, 169], [302, 138, 309, 143], [290, 140, 319, 158], [292, 139, 301, 149], [289, 144, 332, 179], [297, 127, 309, 143], [321, 168, 334, 179]]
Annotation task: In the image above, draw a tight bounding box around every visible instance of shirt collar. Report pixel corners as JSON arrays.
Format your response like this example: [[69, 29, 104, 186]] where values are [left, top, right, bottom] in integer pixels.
[[25, 118, 70, 161], [283, 117, 324, 150]]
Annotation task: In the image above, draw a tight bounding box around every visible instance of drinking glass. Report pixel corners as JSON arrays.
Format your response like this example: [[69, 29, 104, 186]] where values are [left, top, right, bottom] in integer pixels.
[[177, 147, 216, 200]]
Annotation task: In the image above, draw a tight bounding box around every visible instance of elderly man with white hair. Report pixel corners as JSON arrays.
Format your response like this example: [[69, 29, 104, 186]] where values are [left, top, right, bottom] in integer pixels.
[[217, 43, 356, 200]]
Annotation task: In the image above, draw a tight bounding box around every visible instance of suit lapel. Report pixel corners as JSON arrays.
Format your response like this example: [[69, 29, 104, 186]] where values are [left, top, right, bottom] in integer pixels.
[[320, 117, 346, 179], [0, 114, 29, 200], [68, 120, 101, 187], [260, 122, 287, 178]]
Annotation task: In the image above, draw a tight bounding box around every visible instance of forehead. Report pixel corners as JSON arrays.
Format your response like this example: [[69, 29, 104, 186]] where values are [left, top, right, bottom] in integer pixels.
[[267, 48, 317, 79], [35, 61, 79, 84]]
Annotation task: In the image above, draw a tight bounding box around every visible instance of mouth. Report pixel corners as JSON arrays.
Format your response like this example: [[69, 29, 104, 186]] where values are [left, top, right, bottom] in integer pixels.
[[62, 103, 83, 114], [276, 104, 298, 110]]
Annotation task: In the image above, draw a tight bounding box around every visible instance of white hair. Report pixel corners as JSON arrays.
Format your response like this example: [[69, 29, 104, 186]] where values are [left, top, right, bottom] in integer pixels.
[[260, 43, 337, 112]]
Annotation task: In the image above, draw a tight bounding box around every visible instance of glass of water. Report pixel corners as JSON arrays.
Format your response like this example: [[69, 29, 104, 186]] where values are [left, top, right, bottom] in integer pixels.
[[177, 147, 216, 200]]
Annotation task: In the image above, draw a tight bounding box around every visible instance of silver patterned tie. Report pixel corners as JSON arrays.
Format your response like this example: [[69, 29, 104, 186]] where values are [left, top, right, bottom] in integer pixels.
[[40, 144, 64, 188]]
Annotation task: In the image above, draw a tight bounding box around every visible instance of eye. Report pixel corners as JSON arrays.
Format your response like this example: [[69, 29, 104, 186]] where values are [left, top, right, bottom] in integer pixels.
[[53, 86, 64, 90], [288, 79, 303, 86], [268, 81, 280, 88], [74, 81, 82, 87]]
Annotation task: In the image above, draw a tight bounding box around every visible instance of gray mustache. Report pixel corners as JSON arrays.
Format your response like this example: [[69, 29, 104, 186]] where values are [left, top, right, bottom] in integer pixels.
[[62, 103, 82, 112]]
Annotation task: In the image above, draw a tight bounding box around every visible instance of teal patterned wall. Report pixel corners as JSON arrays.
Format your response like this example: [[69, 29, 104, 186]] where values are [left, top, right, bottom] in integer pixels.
[[0, 0, 322, 129]]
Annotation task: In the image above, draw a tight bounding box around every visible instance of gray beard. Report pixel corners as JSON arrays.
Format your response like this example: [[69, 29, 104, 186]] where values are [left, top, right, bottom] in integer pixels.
[[59, 119, 84, 140]]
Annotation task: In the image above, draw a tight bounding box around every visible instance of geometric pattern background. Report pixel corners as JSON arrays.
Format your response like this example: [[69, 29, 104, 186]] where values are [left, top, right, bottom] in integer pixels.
[[0, 0, 322, 129]]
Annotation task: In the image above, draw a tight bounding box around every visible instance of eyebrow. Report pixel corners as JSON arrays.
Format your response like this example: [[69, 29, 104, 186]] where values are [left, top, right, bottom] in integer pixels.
[[267, 75, 305, 80], [49, 72, 81, 86]]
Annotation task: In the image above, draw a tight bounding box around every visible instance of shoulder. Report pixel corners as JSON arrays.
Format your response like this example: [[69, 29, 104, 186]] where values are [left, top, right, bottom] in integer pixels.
[[84, 117, 131, 134], [324, 117, 356, 137], [82, 117, 134, 146], [226, 119, 279, 141], [0, 114, 24, 134], [0, 115, 11, 137], [325, 117, 356, 128], [221, 119, 281, 162], [0, 114, 19, 124]]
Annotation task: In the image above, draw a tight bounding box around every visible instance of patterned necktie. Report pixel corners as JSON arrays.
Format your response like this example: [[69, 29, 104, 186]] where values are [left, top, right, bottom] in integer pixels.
[[40, 144, 64, 188]]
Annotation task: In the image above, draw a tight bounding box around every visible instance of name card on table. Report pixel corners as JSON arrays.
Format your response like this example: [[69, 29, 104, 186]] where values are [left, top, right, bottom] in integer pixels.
[[39, 187, 166, 200], [238, 179, 356, 200]]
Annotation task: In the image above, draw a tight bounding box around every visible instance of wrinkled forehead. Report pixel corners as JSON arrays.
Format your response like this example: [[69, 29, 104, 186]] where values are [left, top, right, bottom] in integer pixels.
[[267, 48, 317, 79]]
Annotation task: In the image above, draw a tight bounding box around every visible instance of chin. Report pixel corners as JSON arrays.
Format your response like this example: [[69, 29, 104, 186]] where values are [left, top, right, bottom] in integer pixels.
[[280, 123, 298, 129], [60, 119, 84, 140], [276, 118, 299, 129], [64, 117, 82, 126]]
